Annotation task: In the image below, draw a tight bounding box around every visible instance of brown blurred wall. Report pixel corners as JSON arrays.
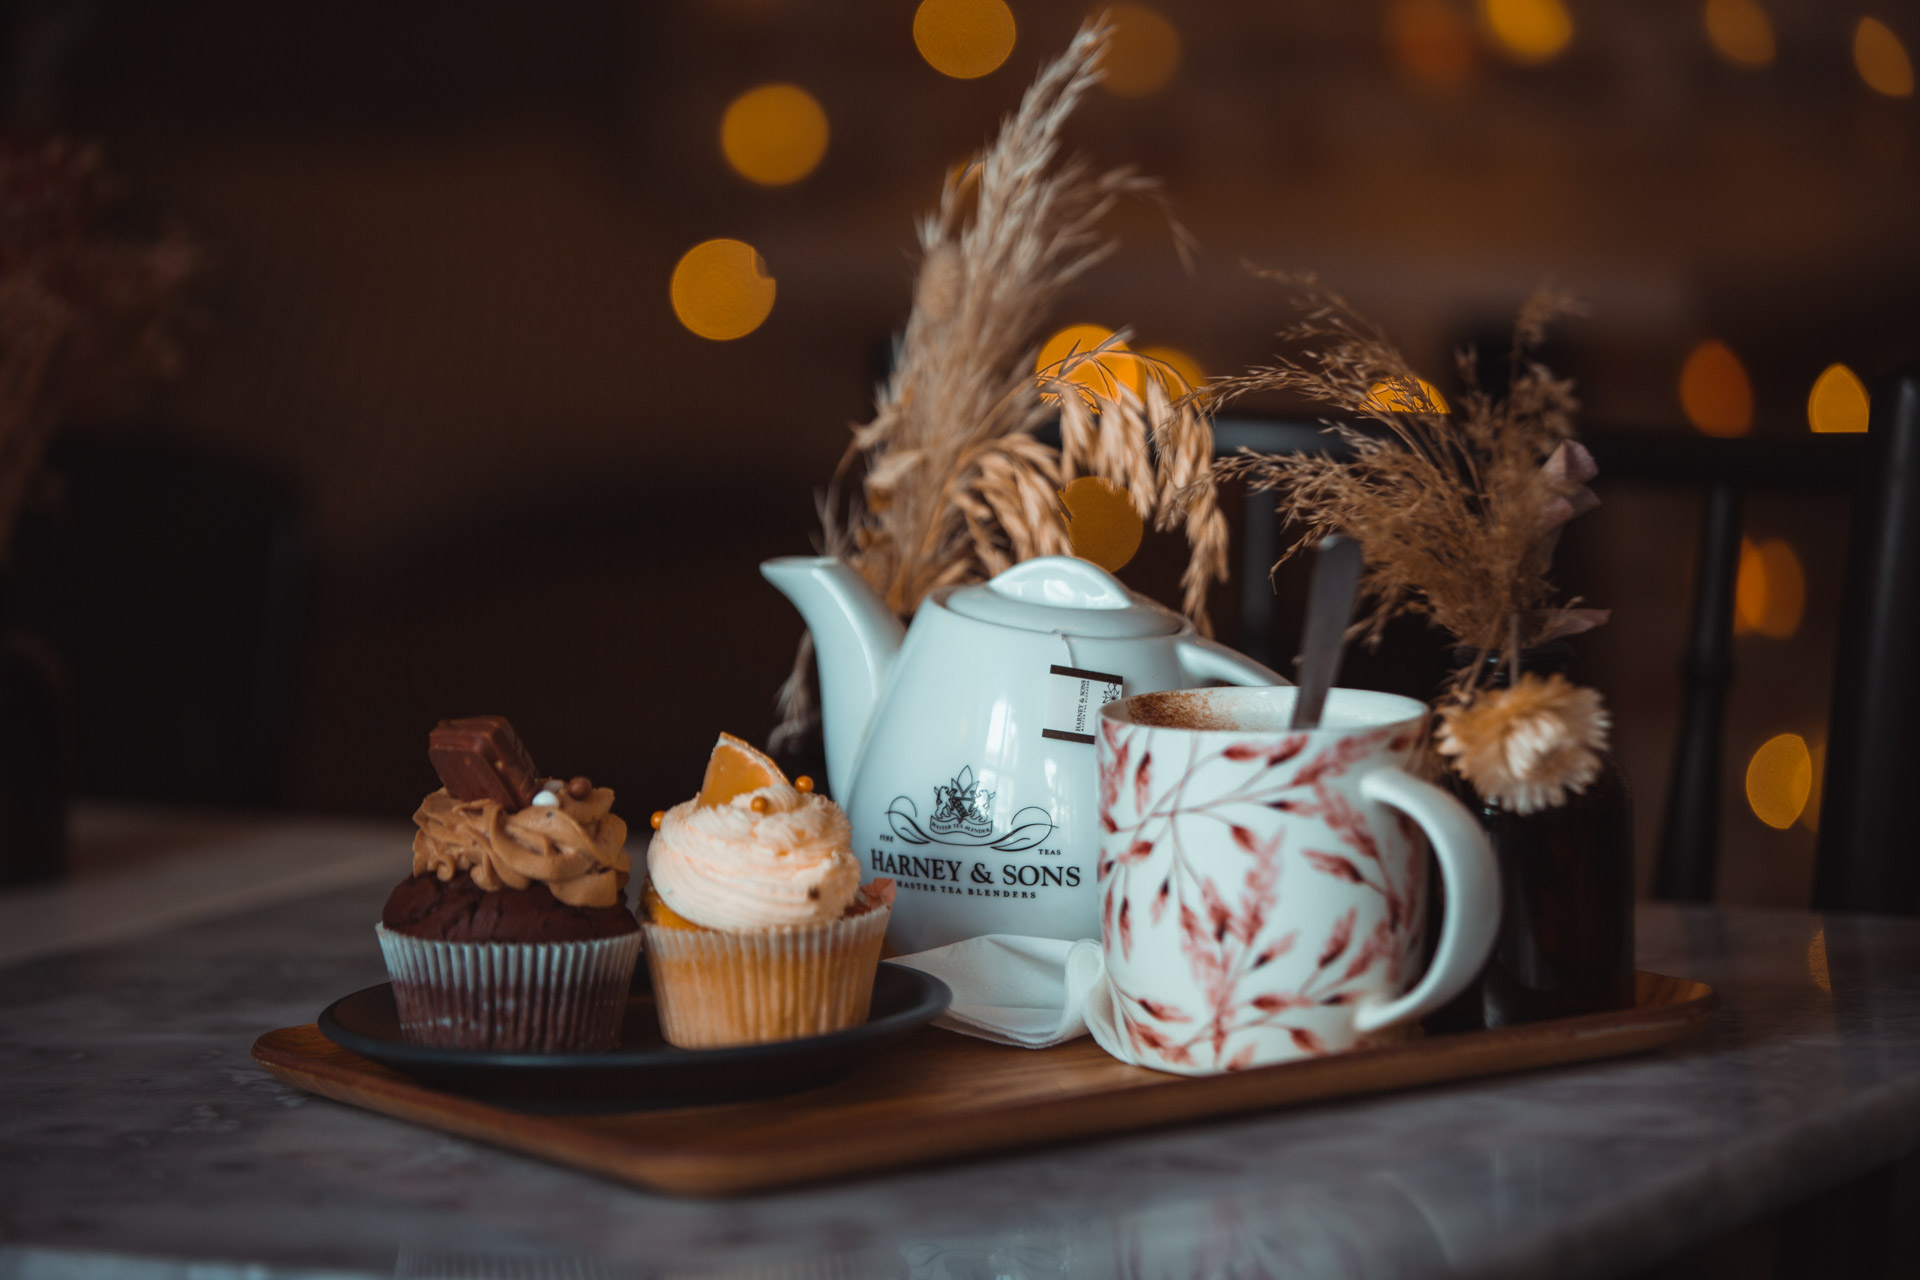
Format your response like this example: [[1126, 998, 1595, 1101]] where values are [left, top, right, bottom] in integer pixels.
[[16, 0, 1915, 906]]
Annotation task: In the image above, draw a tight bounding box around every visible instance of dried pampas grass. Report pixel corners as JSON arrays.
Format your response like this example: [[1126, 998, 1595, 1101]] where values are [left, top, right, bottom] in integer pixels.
[[1215, 272, 1614, 812], [773, 20, 1227, 750], [1214, 272, 1601, 657]]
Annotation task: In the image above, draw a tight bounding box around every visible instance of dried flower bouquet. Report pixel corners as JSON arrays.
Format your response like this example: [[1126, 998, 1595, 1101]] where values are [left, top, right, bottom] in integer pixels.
[[0, 139, 195, 561], [774, 21, 1227, 749], [1215, 274, 1611, 814]]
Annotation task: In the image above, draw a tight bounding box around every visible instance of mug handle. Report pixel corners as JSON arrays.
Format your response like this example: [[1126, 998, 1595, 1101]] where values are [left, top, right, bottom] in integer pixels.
[[1350, 766, 1501, 1035]]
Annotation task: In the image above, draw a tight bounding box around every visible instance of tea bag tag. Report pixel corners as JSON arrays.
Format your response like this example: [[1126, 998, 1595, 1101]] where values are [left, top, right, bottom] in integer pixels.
[[1041, 664, 1124, 745]]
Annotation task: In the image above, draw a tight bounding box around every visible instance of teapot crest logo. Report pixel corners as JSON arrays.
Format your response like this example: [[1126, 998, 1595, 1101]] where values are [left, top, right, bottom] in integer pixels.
[[930, 766, 994, 838], [887, 764, 1056, 851]]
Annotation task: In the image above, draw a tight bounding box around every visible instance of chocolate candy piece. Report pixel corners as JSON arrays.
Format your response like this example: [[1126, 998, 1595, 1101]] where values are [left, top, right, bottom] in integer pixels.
[[428, 716, 541, 810], [566, 775, 593, 800]]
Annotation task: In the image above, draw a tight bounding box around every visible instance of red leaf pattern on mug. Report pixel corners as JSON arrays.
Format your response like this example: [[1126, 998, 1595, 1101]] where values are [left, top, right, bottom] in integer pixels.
[[1251, 992, 1307, 1013], [1201, 878, 1233, 942], [1304, 850, 1364, 883], [1317, 907, 1357, 968], [1123, 1011, 1195, 1066], [1342, 918, 1393, 982], [1136, 998, 1193, 1023], [1292, 731, 1392, 788], [1266, 736, 1308, 766], [1251, 931, 1298, 968], [1178, 901, 1204, 944], [1098, 717, 1428, 1072], [1098, 731, 1128, 817]]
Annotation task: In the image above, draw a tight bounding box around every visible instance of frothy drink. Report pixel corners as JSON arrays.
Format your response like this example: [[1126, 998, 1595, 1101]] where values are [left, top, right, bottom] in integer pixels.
[[1115, 686, 1388, 733]]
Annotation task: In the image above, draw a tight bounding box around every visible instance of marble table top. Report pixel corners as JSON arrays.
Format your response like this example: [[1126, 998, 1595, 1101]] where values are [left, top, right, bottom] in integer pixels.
[[3, 815, 1919, 1280]]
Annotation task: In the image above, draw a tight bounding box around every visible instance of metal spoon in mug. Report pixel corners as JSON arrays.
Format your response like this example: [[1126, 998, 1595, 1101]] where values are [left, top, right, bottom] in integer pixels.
[[1290, 535, 1365, 730]]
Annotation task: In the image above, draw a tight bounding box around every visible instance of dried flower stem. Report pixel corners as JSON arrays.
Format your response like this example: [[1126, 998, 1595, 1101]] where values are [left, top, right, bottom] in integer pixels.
[[1216, 273, 1615, 811], [1213, 271, 1597, 668], [774, 21, 1226, 749]]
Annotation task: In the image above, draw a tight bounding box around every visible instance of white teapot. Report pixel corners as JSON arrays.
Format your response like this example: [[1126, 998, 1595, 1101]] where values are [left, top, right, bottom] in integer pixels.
[[762, 555, 1284, 952]]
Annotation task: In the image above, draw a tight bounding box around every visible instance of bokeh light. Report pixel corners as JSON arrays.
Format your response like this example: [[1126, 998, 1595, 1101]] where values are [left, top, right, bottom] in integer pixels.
[[914, 0, 1017, 80], [1099, 5, 1181, 98], [670, 239, 776, 341], [1679, 339, 1753, 437], [1366, 377, 1451, 413], [1855, 17, 1915, 98], [1808, 363, 1871, 434], [1140, 345, 1205, 395], [1036, 324, 1147, 402], [1386, 0, 1478, 90], [1479, 0, 1574, 66], [1745, 732, 1813, 829], [720, 84, 829, 186], [1060, 476, 1145, 572], [1734, 537, 1805, 639], [1703, 0, 1775, 70], [1801, 742, 1827, 833]]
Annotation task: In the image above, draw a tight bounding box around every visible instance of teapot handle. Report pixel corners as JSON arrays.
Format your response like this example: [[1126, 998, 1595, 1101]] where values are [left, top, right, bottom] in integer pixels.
[[1174, 635, 1288, 687]]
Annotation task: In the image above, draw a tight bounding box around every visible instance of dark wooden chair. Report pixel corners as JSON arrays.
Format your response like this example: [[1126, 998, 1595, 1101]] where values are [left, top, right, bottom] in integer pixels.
[[1215, 368, 1919, 914]]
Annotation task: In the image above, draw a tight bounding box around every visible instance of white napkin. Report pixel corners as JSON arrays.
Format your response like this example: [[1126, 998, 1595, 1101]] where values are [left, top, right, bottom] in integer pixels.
[[1080, 962, 1138, 1065], [889, 934, 1110, 1050]]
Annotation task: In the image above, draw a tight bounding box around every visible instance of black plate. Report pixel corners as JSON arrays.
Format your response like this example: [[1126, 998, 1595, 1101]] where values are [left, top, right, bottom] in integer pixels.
[[318, 962, 950, 1112]]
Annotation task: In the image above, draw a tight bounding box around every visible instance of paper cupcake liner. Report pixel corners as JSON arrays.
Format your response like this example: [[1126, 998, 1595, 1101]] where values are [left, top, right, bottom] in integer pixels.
[[641, 907, 890, 1049], [375, 924, 642, 1053]]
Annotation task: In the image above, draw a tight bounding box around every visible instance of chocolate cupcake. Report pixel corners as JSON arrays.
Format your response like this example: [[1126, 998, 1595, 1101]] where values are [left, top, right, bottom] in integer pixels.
[[376, 717, 641, 1052]]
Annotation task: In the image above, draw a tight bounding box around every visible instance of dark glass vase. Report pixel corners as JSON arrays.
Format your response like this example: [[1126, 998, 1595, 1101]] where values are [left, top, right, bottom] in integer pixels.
[[1435, 647, 1636, 1030]]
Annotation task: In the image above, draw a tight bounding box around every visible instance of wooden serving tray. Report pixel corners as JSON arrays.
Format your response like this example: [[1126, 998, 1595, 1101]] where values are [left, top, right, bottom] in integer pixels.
[[253, 970, 1714, 1197]]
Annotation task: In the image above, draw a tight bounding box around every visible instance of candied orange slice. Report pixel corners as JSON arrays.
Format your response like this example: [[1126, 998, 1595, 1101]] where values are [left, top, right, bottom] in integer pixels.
[[698, 731, 787, 808]]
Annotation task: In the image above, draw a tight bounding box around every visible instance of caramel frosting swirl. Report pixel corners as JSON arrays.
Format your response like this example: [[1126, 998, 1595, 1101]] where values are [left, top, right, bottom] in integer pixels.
[[648, 783, 859, 931], [412, 784, 630, 909]]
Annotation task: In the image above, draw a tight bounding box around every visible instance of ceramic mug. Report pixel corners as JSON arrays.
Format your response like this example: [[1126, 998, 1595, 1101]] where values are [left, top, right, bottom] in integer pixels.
[[1093, 686, 1499, 1074]]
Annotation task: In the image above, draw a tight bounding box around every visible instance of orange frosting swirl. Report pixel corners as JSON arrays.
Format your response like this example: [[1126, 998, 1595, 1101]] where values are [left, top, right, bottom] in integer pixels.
[[647, 782, 859, 931], [411, 784, 630, 908]]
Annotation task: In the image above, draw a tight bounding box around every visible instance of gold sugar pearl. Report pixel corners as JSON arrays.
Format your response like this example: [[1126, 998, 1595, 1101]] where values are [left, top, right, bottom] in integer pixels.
[[650, 810, 665, 830], [795, 775, 815, 794], [750, 795, 771, 814]]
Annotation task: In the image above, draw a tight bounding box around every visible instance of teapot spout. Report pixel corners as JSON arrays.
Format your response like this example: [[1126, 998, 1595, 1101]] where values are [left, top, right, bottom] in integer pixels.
[[760, 556, 905, 798]]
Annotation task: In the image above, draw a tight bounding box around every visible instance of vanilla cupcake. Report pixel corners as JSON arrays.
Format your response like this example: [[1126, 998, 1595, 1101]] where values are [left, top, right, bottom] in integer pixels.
[[642, 733, 893, 1048]]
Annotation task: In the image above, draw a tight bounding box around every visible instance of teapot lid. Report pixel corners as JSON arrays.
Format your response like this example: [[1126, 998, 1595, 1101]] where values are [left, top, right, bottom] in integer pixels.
[[942, 557, 1184, 639]]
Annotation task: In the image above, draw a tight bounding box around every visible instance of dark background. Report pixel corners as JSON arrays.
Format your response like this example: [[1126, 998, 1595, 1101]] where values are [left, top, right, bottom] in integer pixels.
[[6, 0, 1914, 906]]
